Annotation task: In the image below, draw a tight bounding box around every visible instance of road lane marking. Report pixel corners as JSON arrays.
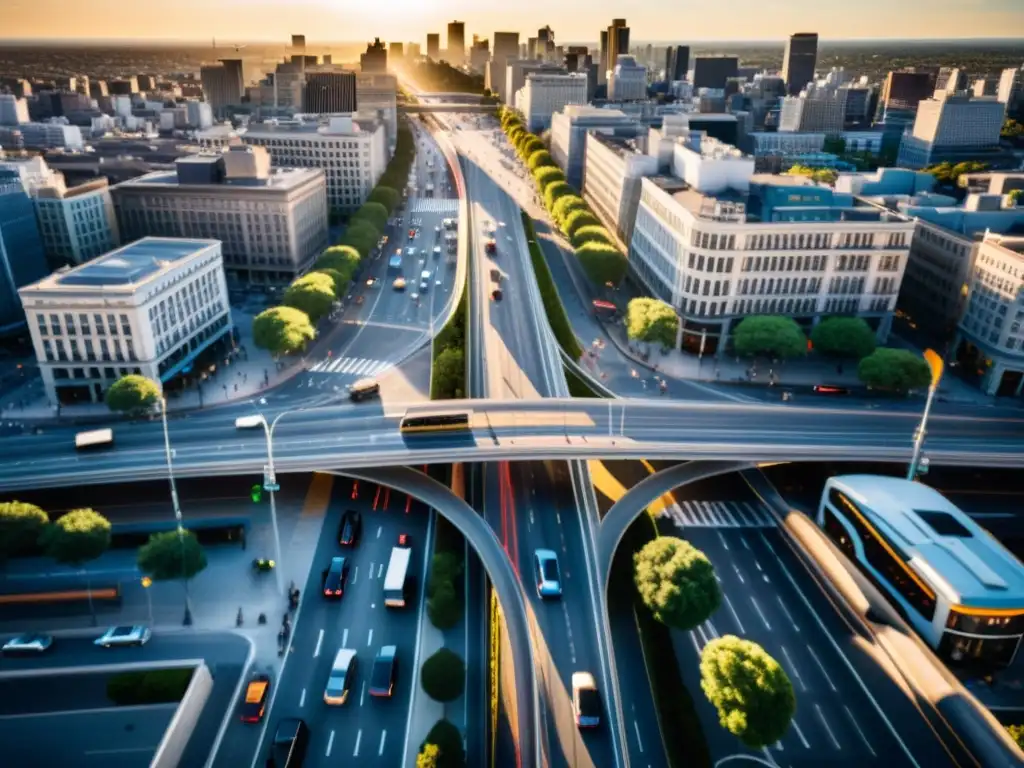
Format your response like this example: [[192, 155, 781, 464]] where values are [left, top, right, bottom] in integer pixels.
[[750, 596, 772, 630], [377, 525, 382, 538], [353, 729, 362, 757], [378, 563, 384, 578], [689, 630, 702, 654], [717, 530, 730, 550], [367, 628, 374, 646], [807, 645, 837, 692], [326, 730, 335, 757], [299, 689, 306, 707], [84, 748, 155, 755], [776, 595, 799, 633], [732, 563, 745, 584], [724, 594, 746, 633], [741, 536, 751, 550], [369, 561, 375, 578], [561, 602, 578, 664], [815, 704, 841, 749], [378, 730, 387, 755], [844, 705, 876, 756], [792, 718, 811, 748], [632, 720, 644, 753], [361, 681, 367, 706], [314, 629, 324, 658], [352, 566, 359, 584], [781, 646, 807, 692], [342, 628, 349, 648]]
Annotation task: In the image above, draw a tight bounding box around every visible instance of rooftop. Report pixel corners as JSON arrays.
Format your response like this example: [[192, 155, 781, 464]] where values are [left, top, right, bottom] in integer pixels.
[[243, 116, 380, 138], [590, 132, 644, 159], [116, 163, 320, 191], [835, 475, 1024, 608]]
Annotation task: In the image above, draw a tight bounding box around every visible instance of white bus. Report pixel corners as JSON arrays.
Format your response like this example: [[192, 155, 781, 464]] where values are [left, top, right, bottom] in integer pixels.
[[383, 546, 412, 608], [818, 475, 1024, 668], [75, 428, 113, 449]]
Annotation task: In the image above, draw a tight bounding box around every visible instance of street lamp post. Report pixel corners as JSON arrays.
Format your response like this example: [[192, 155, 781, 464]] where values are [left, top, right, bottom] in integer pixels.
[[907, 348, 944, 481], [141, 576, 154, 626], [158, 394, 192, 625]]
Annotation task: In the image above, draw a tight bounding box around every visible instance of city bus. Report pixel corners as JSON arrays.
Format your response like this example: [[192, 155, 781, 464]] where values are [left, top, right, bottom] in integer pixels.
[[399, 411, 472, 434], [383, 546, 413, 608], [817, 475, 1024, 668], [75, 428, 113, 450]]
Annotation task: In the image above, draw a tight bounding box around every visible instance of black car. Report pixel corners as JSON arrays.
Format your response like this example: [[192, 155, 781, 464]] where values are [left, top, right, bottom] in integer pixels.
[[267, 717, 309, 768], [368, 645, 398, 698], [322, 557, 349, 598], [338, 510, 362, 547]]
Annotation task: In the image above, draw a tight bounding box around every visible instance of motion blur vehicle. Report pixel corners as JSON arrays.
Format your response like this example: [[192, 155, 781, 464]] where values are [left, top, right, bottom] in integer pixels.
[[572, 671, 601, 728], [533, 549, 563, 599], [95, 625, 151, 648], [324, 648, 357, 705], [240, 674, 270, 723], [368, 645, 398, 698], [2, 633, 53, 654], [347, 379, 380, 402], [393, 277, 407, 291], [322, 557, 349, 598], [485, 238, 497, 254], [338, 510, 362, 546]]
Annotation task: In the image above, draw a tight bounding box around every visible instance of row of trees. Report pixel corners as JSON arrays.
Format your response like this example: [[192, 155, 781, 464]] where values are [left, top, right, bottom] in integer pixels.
[[784, 164, 839, 186], [416, 716, 465, 768], [427, 548, 464, 629], [498, 106, 627, 288], [252, 122, 418, 356], [922, 160, 988, 187], [634, 536, 796, 748]]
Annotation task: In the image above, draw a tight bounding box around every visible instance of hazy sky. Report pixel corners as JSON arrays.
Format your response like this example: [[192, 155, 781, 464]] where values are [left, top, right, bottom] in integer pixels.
[[3, 0, 1022, 43]]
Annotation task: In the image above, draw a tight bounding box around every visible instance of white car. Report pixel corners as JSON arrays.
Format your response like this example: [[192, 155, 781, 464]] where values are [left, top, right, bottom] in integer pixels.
[[2, 633, 53, 654], [95, 625, 151, 648]]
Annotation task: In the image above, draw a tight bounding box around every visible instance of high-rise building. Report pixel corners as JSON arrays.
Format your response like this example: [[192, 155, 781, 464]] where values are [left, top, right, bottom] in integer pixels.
[[493, 32, 520, 67], [447, 21, 466, 66], [782, 33, 818, 96], [200, 59, 244, 117], [693, 57, 739, 90], [355, 72, 398, 149], [583, 132, 658, 245], [779, 85, 847, 134], [108, 77, 139, 96], [550, 104, 643, 188], [304, 71, 357, 113], [936, 66, 968, 96], [665, 45, 690, 82], [389, 42, 404, 60], [997, 67, 1023, 116], [897, 94, 1007, 169], [470, 37, 490, 73], [361, 38, 388, 73], [407, 43, 421, 60], [0, 94, 30, 125], [609, 55, 647, 101], [427, 34, 440, 60], [503, 60, 566, 110], [292, 35, 306, 52], [517, 72, 588, 132], [0, 167, 49, 334], [598, 30, 609, 85], [879, 70, 934, 112], [32, 173, 119, 267], [605, 19, 629, 91]]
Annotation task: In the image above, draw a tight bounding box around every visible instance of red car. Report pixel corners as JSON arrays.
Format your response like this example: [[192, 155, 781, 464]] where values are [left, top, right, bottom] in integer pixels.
[[398, 533, 410, 546]]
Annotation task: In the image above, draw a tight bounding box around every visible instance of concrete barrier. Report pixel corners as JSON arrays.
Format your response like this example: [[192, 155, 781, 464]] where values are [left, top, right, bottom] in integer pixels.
[[151, 661, 213, 768]]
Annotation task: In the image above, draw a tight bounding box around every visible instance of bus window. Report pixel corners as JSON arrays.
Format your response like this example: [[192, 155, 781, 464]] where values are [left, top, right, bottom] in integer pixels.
[[399, 412, 471, 434]]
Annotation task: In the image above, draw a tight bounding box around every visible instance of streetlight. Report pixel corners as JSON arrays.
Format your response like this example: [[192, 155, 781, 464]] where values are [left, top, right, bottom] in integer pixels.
[[157, 393, 192, 625], [907, 348, 944, 481], [141, 576, 154, 626]]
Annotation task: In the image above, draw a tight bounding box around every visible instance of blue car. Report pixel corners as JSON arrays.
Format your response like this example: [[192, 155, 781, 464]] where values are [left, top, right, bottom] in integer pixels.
[[534, 549, 562, 599]]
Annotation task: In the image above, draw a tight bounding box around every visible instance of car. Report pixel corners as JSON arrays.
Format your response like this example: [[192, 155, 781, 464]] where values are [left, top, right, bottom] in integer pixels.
[[269, 717, 309, 768], [533, 549, 563, 599], [432, 246, 442, 257], [813, 384, 850, 395], [485, 239, 497, 254], [408, 228, 417, 239], [406, 246, 417, 257], [95, 625, 151, 648], [368, 645, 398, 697], [322, 556, 349, 598], [572, 671, 601, 728], [419, 270, 431, 291], [338, 509, 362, 546], [2, 633, 53, 654], [398, 532, 411, 546], [491, 288, 503, 301], [324, 648, 357, 705], [240, 674, 271, 723], [393, 277, 407, 291]]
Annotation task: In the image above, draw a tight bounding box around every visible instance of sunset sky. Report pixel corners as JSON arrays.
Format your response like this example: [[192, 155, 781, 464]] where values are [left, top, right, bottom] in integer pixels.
[[2, 0, 1021, 42]]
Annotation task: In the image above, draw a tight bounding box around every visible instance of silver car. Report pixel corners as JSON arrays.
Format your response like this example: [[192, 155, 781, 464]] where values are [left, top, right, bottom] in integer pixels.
[[2, 633, 53, 654], [94, 625, 151, 648]]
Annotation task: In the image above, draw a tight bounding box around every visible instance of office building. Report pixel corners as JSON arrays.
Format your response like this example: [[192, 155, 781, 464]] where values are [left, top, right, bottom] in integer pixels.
[[407, 43, 421, 60], [598, 30, 609, 86], [304, 71, 357, 113], [448, 21, 466, 66], [627, 135, 914, 354], [779, 85, 847, 134], [583, 132, 658, 245], [108, 78, 138, 96], [355, 73, 398, 150], [33, 174, 119, 267], [427, 34, 440, 60], [782, 33, 818, 96], [361, 39, 388, 73], [389, 42, 404, 60], [186, 100, 214, 130], [972, 78, 998, 98], [550, 105, 642, 188], [0, 121, 84, 151], [665, 45, 690, 83], [608, 56, 647, 102], [493, 32, 520, 68], [879, 70, 933, 113], [112, 146, 327, 284], [242, 115, 387, 215], [936, 67, 968, 96], [0, 167, 49, 335], [200, 59, 244, 118], [693, 57, 739, 90], [0, 94, 30, 125], [504, 60, 565, 109], [19, 237, 232, 404], [292, 35, 306, 52], [605, 19, 630, 90], [997, 67, 1023, 116], [897, 94, 1007, 169], [517, 73, 588, 132], [470, 37, 490, 74], [841, 85, 873, 125]]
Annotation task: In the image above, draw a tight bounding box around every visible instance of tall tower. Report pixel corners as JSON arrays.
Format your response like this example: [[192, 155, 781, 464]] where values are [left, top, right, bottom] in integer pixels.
[[606, 19, 630, 93], [447, 21, 466, 66], [782, 32, 818, 96]]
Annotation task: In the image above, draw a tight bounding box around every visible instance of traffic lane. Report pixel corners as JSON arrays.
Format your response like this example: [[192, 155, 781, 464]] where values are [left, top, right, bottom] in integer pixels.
[[0, 703, 176, 768]]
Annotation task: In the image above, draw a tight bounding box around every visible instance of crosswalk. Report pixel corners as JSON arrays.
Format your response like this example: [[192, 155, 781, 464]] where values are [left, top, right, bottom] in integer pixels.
[[409, 199, 459, 214], [659, 499, 776, 529], [308, 356, 392, 378]]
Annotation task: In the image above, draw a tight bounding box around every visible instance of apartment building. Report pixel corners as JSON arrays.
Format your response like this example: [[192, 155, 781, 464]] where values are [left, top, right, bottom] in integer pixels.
[[582, 132, 658, 245], [897, 94, 1006, 169], [550, 105, 642, 188]]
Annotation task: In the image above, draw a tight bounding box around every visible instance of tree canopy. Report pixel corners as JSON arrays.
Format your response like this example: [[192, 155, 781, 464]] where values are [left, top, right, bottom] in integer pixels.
[[527, 149, 556, 172], [416, 744, 440, 768], [427, 580, 460, 629], [923, 160, 988, 186], [732, 315, 807, 360], [0, 501, 48, 560], [533, 165, 566, 192], [572, 224, 614, 249], [341, 219, 381, 258], [552, 194, 588, 227], [105, 374, 161, 415], [315, 268, 348, 299], [350, 201, 389, 233], [40, 508, 111, 566], [700, 635, 796, 748], [419, 719, 465, 768], [543, 180, 575, 210], [316, 245, 362, 282], [420, 648, 466, 702], [785, 164, 838, 185], [432, 347, 465, 400], [563, 209, 601, 240], [519, 135, 544, 159], [810, 316, 877, 359], [283, 272, 336, 322], [857, 348, 931, 392], [1008, 724, 1024, 750], [576, 241, 626, 287], [634, 536, 721, 630], [137, 530, 208, 582], [367, 185, 400, 213], [626, 298, 678, 348], [252, 306, 316, 355]]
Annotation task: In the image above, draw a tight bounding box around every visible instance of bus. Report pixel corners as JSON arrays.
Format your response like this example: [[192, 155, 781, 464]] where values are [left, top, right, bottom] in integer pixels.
[[75, 428, 113, 450], [399, 411, 472, 434], [425, 183, 434, 197], [817, 475, 1024, 668], [383, 546, 413, 607], [235, 415, 264, 429]]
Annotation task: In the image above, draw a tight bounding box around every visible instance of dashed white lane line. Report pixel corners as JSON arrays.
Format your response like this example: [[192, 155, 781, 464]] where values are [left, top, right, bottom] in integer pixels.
[[807, 645, 837, 692], [776, 595, 799, 632], [378, 730, 387, 756], [815, 704, 841, 750], [633, 719, 644, 753], [750, 596, 772, 631], [376, 525, 382, 539], [352, 566, 359, 584], [360, 682, 366, 707], [792, 718, 811, 748], [326, 730, 335, 757], [313, 629, 324, 658], [342, 628, 349, 648], [353, 729, 362, 757], [732, 563, 746, 584], [299, 688, 306, 708], [377, 563, 384, 578], [367, 628, 374, 647], [724, 594, 746, 634], [844, 705, 876, 757], [781, 645, 807, 692]]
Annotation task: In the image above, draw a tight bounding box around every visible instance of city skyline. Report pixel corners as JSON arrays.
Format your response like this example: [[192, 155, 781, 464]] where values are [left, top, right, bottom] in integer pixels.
[[1, 0, 1022, 43]]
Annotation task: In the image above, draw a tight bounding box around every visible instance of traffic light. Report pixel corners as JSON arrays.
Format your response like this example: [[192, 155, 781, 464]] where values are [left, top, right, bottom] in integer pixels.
[[250, 484, 263, 503]]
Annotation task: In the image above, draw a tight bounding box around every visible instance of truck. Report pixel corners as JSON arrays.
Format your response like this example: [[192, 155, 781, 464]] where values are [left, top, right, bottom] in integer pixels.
[[75, 428, 113, 450], [383, 546, 413, 607]]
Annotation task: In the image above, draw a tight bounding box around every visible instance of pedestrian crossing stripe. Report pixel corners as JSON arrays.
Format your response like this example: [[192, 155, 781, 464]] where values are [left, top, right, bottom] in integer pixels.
[[409, 199, 459, 214], [308, 357, 392, 377], [659, 499, 776, 529]]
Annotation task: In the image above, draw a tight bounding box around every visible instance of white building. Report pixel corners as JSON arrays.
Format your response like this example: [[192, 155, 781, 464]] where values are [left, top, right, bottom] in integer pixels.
[[517, 73, 588, 133], [186, 100, 214, 130], [779, 85, 847, 134], [0, 121, 84, 151], [897, 94, 1006, 169], [504, 60, 565, 110], [0, 94, 29, 126], [627, 135, 915, 354], [111, 145, 328, 284], [242, 115, 388, 214], [997, 67, 1023, 115], [609, 55, 648, 102], [582, 132, 658, 245], [549, 105, 641, 188], [18, 237, 232, 406], [33, 175, 120, 266]]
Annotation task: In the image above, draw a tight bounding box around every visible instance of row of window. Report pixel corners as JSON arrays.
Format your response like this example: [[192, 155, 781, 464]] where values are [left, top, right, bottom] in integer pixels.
[[37, 312, 130, 339], [43, 335, 135, 364]]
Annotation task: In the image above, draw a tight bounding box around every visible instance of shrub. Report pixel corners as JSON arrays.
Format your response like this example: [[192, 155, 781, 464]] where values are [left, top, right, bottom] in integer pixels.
[[419, 719, 465, 768], [552, 194, 587, 227], [283, 272, 336, 322], [527, 149, 556, 171], [522, 211, 583, 359], [572, 224, 614, 248], [576, 241, 626, 286], [105, 374, 161, 415], [626, 298, 678, 348], [107, 668, 195, 705], [0, 501, 48, 560], [732, 315, 807, 360], [858, 348, 931, 392], [563, 210, 601, 240], [533, 165, 566, 192], [252, 306, 316, 355], [420, 648, 465, 702], [810, 316, 877, 359], [543, 180, 574, 210], [634, 536, 721, 630]]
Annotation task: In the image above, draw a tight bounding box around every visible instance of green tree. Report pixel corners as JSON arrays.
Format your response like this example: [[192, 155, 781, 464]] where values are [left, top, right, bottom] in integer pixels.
[[543, 180, 574, 210], [0, 501, 48, 561], [527, 149, 556, 172], [810, 316, 877, 359], [416, 744, 440, 768], [420, 648, 466, 702], [432, 347, 465, 399], [533, 165, 566, 192], [519, 135, 544, 159], [40, 508, 111, 566], [429, 551, 464, 592], [341, 219, 381, 258], [700, 635, 796, 748], [576, 241, 626, 286], [857, 348, 931, 392], [634, 536, 721, 630], [1008, 188, 1022, 205], [626, 298, 678, 349], [823, 136, 847, 155], [427, 580, 460, 629], [563, 209, 600, 240], [316, 245, 362, 282], [105, 374, 161, 416], [316, 268, 349, 299], [367, 185, 400, 213], [552, 194, 587, 227], [420, 719, 465, 768], [252, 306, 316, 355], [137, 530, 208, 582], [1003, 119, 1023, 139], [350, 201, 389, 233], [572, 224, 614, 249], [1008, 724, 1024, 750], [283, 272, 336, 322], [732, 316, 807, 360]]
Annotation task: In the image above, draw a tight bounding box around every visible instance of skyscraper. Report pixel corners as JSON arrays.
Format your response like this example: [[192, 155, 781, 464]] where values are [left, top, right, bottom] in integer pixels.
[[492, 32, 520, 66], [291, 35, 306, 53], [598, 30, 609, 85], [0, 168, 48, 334], [361, 38, 388, 73], [304, 71, 357, 113], [665, 45, 690, 82], [389, 42, 404, 60], [447, 21, 466, 65], [200, 59, 244, 117], [426, 34, 440, 60], [781, 32, 818, 96], [605, 19, 629, 92], [693, 57, 738, 90]]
